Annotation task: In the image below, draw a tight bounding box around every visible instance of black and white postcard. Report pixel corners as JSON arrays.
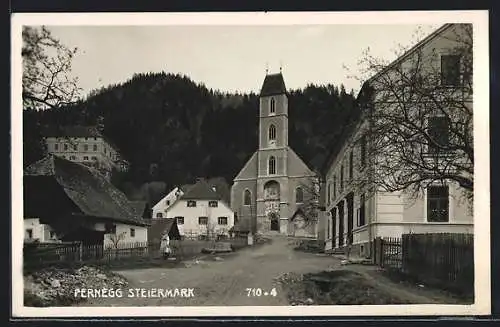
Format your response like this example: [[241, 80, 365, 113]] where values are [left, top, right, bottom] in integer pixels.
[[11, 10, 490, 317]]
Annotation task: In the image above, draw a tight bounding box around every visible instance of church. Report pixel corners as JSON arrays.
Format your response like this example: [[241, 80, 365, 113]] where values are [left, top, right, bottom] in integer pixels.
[[230, 71, 319, 236]]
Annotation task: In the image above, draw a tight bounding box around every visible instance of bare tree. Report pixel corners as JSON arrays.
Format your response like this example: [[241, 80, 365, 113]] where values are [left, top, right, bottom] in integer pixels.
[[22, 26, 81, 110], [345, 24, 473, 203], [296, 175, 322, 226]]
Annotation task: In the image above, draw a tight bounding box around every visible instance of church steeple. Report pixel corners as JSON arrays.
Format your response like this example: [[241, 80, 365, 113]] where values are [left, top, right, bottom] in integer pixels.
[[258, 72, 289, 150]]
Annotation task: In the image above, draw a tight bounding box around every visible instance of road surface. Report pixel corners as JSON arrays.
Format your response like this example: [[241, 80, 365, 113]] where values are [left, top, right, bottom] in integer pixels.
[[81, 235, 339, 306]]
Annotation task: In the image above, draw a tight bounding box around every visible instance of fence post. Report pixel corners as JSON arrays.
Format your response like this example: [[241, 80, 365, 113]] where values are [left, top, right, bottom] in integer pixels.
[[79, 242, 83, 262]]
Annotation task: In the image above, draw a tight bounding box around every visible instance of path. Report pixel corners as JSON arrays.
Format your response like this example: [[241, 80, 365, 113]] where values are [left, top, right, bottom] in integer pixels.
[[80, 234, 463, 306]]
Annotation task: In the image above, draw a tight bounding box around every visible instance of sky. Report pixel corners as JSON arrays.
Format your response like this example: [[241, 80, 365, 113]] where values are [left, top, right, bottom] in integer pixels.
[[46, 24, 440, 98]]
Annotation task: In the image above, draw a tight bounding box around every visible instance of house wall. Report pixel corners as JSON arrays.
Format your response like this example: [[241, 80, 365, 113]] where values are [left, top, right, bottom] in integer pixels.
[[152, 187, 183, 219], [46, 136, 126, 177], [165, 199, 235, 236], [323, 24, 473, 255], [102, 223, 148, 248], [24, 218, 57, 242]]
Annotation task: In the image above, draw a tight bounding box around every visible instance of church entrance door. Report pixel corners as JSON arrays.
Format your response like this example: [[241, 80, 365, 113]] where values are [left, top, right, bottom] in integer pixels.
[[270, 213, 280, 231]]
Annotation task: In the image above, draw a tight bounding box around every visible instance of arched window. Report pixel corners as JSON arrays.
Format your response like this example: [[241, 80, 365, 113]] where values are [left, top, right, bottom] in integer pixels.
[[243, 189, 251, 205], [270, 98, 276, 114], [268, 156, 276, 175], [296, 187, 304, 203], [268, 124, 276, 141]]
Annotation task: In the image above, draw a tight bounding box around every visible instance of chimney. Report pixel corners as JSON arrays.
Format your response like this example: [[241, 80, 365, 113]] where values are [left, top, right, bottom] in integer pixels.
[[211, 185, 217, 192]]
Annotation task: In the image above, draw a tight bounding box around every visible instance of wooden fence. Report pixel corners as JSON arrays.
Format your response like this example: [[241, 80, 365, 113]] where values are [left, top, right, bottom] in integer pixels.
[[373, 233, 474, 294], [24, 235, 249, 268]]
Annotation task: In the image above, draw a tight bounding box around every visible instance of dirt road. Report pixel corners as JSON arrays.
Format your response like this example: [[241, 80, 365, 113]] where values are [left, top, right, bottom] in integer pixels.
[[82, 235, 339, 306]]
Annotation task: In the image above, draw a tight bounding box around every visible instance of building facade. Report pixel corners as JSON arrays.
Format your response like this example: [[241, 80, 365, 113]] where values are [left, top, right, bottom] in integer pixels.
[[322, 24, 474, 257], [165, 178, 235, 238], [231, 72, 318, 235], [44, 125, 129, 180]]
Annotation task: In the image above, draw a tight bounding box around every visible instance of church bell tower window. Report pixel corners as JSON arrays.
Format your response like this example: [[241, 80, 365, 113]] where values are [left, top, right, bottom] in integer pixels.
[[268, 156, 276, 175], [270, 98, 276, 114]]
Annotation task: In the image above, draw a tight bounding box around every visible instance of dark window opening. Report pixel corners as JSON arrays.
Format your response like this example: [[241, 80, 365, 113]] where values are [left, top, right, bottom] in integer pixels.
[[427, 186, 449, 222], [209, 201, 218, 207], [199, 217, 208, 225], [441, 55, 461, 86], [428, 116, 450, 153]]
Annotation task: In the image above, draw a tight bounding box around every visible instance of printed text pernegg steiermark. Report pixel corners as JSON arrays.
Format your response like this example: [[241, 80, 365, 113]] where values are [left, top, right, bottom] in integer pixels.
[[74, 288, 196, 298]]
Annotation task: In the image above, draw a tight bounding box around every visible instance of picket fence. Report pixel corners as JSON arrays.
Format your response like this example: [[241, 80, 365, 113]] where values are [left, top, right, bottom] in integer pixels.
[[373, 233, 474, 294], [24, 236, 248, 268]]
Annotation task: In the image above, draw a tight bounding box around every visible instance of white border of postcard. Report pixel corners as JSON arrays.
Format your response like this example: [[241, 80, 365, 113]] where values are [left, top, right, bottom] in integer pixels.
[[11, 10, 490, 317]]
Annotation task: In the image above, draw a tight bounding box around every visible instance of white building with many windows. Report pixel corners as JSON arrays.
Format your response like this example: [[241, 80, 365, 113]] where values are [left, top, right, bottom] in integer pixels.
[[322, 23, 473, 257], [44, 125, 129, 180], [164, 178, 235, 238]]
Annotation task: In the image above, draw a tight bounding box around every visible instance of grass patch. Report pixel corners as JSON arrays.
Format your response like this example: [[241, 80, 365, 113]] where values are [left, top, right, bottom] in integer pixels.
[[282, 270, 412, 305], [381, 268, 474, 304]]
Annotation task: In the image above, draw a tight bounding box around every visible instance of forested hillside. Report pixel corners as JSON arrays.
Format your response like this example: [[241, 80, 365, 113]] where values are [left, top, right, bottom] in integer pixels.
[[23, 72, 360, 195]]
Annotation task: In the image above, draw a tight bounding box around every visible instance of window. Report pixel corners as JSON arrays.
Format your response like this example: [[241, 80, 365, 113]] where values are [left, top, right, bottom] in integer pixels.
[[243, 189, 251, 205], [26, 229, 33, 239], [85, 137, 88, 140], [91, 156, 97, 160], [166, 200, 170, 206], [359, 193, 366, 226], [326, 218, 330, 239], [340, 165, 344, 191], [270, 98, 276, 114], [83, 156, 89, 161], [268, 156, 276, 175], [104, 148, 107, 154], [49, 231, 56, 239], [187, 200, 197, 207], [73, 144, 77, 151], [176, 216, 184, 225], [360, 135, 366, 167], [94, 137, 97, 141], [156, 212, 163, 218], [333, 175, 337, 198], [295, 187, 304, 203], [54, 144, 59, 151], [349, 151, 354, 180], [64, 144, 68, 151], [130, 228, 135, 237], [199, 217, 208, 225], [441, 54, 461, 86], [218, 217, 228, 225], [268, 124, 276, 141], [428, 116, 450, 153], [110, 224, 117, 234], [327, 183, 331, 205], [209, 200, 218, 207], [93, 144, 98, 151], [84, 144, 89, 151], [427, 186, 449, 222]]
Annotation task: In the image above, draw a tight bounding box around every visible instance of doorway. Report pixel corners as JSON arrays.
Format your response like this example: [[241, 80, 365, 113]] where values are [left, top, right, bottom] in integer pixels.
[[270, 213, 280, 231]]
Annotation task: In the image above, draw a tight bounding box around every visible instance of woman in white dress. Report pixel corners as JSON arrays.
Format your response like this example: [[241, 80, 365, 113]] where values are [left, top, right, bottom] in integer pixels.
[[160, 233, 171, 259]]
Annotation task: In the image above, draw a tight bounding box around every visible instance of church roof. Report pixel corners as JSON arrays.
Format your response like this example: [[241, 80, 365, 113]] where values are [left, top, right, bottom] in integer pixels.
[[260, 73, 287, 97]]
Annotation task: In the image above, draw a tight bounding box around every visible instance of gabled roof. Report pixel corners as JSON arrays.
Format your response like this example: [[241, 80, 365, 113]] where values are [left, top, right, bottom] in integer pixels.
[[148, 218, 181, 242], [129, 200, 150, 218], [260, 73, 287, 97], [180, 178, 222, 201], [179, 184, 194, 193], [322, 24, 455, 177], [364, 24, 452, 87], [24, 155, 149, 226], [206, 176, 231, 205], [290, 207, 306, 221]]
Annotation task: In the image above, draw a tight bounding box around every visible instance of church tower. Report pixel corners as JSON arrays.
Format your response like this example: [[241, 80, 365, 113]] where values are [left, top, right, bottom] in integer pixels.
[[255, 72, 291, 233], [230, 70, 317, 236]]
